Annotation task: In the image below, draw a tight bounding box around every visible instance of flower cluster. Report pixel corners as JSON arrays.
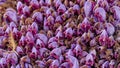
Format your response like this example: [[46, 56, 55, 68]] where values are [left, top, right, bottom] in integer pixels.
[[0, 0, 120, 68]]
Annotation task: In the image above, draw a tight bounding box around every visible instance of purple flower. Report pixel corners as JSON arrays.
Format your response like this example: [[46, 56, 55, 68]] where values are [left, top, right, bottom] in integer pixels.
[[94, 7, 106, 22], [64, 27, 73, 39], [55, 31, 63, 39], [0, 58, 7, 68], [32, 12, 43, 23], [48, 41, 58, 49], [80, 17, 91, 32], [17, 1, 24, 14], [35, 60, 46, 68], [22, 5, 30, 16], [59, 62, 70, 68], [109, 60, 115, 68], [30, 0, 39, 9], [73, 4, 80, 14], [102, 61, 109, 68], [73, 44, 82, 57], [50, 60, 60, 68], [3, 8, 17, 23], [20, 55, 30, 63], [105, 23, 115, 35], [36, 39, 45, 49], [111, 6, 120, 20], [57, 4, 66, 15], [6, 51, 18, 65], [65, 49, 74, 56], [39, 48, 49, 58], [108, 36, 115, 47], [45, 8, 52, 17], [29, 46, 38, 59], [85, 53, 94, 66], [54, 0, 62, 9], [16, 46, 24, 56], [25, 32, 34, 46], [50, 48, 62, 59], [99, 29, 109, 46], [27, 22, 38, 35], [10, 22, 17, 29], [55, 16, 63, 24], [65, 55, 79, 68], [19, 35, 26, 46], [84, 1, 92, 17], [35, 33, 48, 45]]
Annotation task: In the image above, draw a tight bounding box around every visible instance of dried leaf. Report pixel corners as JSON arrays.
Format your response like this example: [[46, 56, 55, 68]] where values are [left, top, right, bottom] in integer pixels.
[[8, 31, 16, 51], [25, 18, 33, 25]]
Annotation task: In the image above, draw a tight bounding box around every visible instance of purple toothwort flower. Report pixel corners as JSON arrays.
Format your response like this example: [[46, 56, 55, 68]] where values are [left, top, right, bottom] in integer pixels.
[[38, 48, 49, 59], [45, 8, 52, 17], [55, 31, 63, 39], [19, 35, 26, 46], [24, 63, 32, 68], [50, 60, 60, 68], [80, 17, 91, 32], [35, 60, 46, 68], [20, 55, 30, 63], [3, 8, 17, 23], [17, 1, 24, 14], [10, 22, 17, 30], [65, 49, 74, 56], [64, 27, 73, 39], [45, 0, 52, 6], [29, 46, 38, 59], [105, 23, 115, 35], [66, 55, 79, 68], [0, 58, 7, 68], [22, 5, 30, 17], [12, 28, 21, 40], [73, 4, 80, 14], [57, 4, 66, 15], [101, 61, 109, 68], [59, 55, 64, 63], [107, 36, 115, 47], [32, 12, 43, 23], [39, 0, 45, 6], [5, 26, 11, 36], [99, 29, 109, 46], [50, 48, 61, 59], [94, 7, 106, 22], [85, 53, 94, 66], [90, 38, 97, 47], [36, 39, 45, 49], [27, 22, 38, 35], [97, 0, 109, 11], [89, 49, 97, 59], [35, 33, 48, 45], [46, 16, 55, 27], [25, 31, 34, 46], [111, 6, 120, 20], [6, 51, 18, 66], [30, 0, 39, 9], [84, 1, 92, 17], [16, 46, 24, 56], [55, 16, 63, 24], [48, 37, 57, 44], [73, 44, 82, 57], [0, 27, 4, 36], [54, 0, 62, 9], [48, 41, 58, 49], [59, 62, 70, 68], [109, 60, 115, 68]]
